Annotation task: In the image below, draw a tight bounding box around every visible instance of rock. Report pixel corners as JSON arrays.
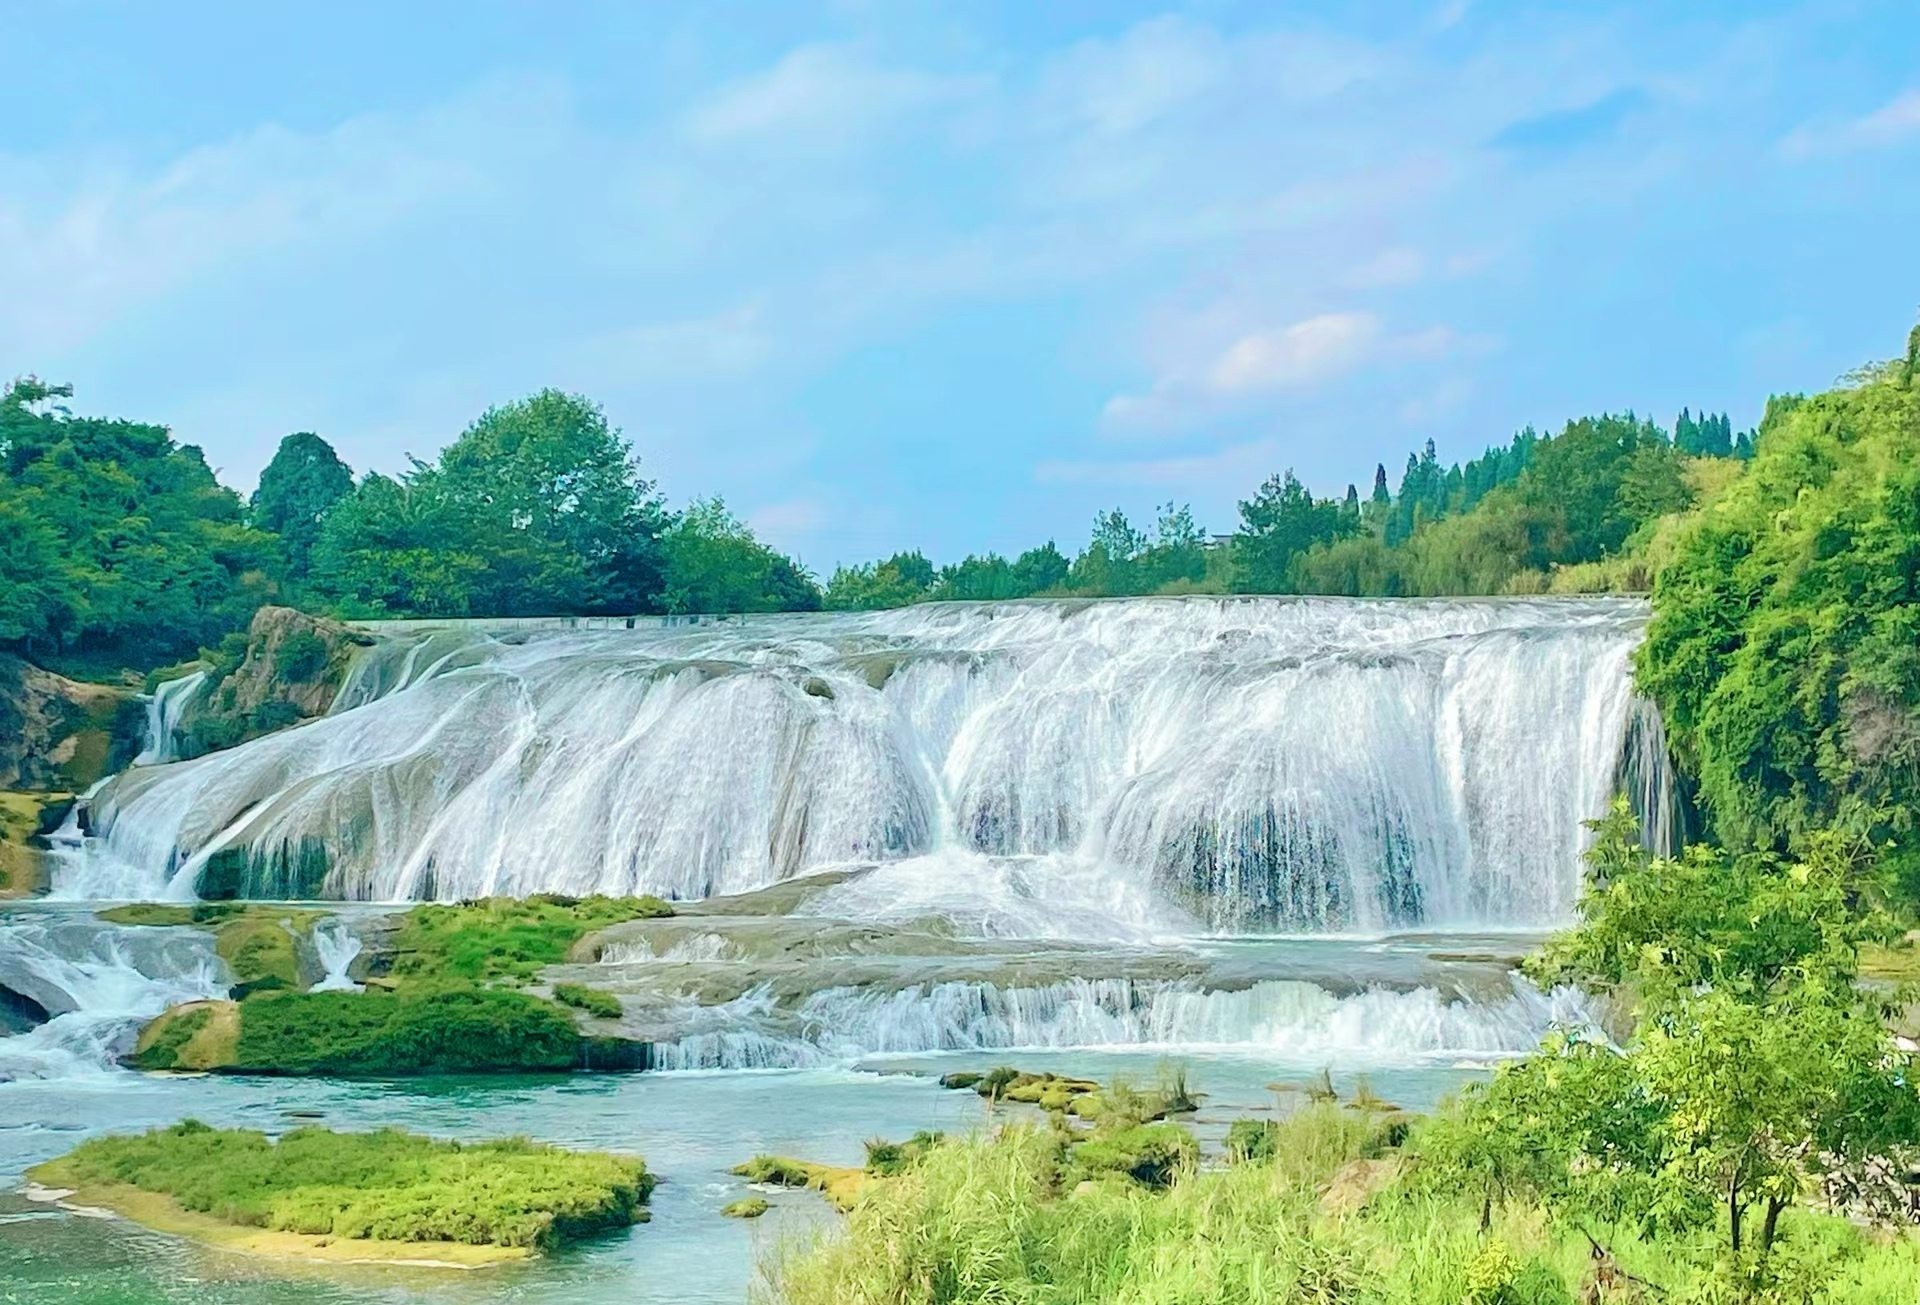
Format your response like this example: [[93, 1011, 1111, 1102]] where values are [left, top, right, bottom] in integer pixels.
[[721, 1198, 769, 1219], [171, 607, 370, 759], [0, 656, 142, 792]]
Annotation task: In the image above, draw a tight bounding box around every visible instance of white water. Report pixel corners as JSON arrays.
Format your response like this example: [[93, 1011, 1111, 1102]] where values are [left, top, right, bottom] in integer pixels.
[[649, 974, 1592, 1071], [0, 916, 227, 1080], [308, 917, 363, 992], [131, 671, 207, 767], [80, 597, 1669, 933]]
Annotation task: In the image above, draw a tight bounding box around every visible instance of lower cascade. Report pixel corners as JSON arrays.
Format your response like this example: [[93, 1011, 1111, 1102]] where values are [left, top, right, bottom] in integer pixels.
[[0, 916, 227, 1081], [76, 596, 1672, 933], [648, 975, 1592, 1071]]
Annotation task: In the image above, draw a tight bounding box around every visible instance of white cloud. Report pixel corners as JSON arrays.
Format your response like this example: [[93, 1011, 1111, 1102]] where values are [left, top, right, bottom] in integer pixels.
[[684, 44, 983, 147], [1207, 312, 1383, 393], [0, 76, 564, 360], [1101, 312, 1462, 434], [1780, 88, 1920, 159]]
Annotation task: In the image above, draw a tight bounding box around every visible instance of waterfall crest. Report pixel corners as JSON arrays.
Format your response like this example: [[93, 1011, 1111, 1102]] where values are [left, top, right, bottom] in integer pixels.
[[81, 597, 1673, 931]]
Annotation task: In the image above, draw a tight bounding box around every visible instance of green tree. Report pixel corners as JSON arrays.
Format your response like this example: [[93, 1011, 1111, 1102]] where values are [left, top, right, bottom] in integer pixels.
[[659, 498, 820, 614], [1232, 470, 1354, 593], [251, 432, 354, 583], [1638, 335, 1920, 896]]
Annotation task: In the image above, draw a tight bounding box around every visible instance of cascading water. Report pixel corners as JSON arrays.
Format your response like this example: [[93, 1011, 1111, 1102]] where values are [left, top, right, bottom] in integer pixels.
[[309, 917, 364, 992], [131, 671, 208, 767], [648, 974, 1594, 1071], [0, 915, 227, 1080], [76, 597, 1675, 933]]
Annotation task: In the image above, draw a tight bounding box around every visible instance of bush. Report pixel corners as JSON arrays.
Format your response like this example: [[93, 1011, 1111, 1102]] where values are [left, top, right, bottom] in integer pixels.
[[275, 630, 330, 681], [552, 983, 623, 1020], [41, 1120, 651, 1250], [1068, 1123, 1197, 1189], [233, 986, 581, 1076], [864, 1130, 944, 1177], [391, 896, 673, 985]]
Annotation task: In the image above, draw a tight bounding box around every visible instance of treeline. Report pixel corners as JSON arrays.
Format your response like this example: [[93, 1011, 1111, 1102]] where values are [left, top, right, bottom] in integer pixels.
[[822, 408, 1756, 609], [0, 383, 819, 670], [0, 367, 1760, 674]]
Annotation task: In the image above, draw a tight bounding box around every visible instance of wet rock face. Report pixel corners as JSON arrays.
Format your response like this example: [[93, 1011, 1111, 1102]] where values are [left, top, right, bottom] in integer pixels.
[[0, 655, 142, 792], [172, 606, 372, 759]]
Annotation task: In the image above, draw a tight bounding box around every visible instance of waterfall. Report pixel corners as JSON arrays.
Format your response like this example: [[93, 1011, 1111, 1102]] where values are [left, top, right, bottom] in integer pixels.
[[309, 917, 364, 992], [132, 671, 208, 767], [76, 597, 1676, 932], [0, 915, 228, 1080], [648, 974, 1594, 1071]]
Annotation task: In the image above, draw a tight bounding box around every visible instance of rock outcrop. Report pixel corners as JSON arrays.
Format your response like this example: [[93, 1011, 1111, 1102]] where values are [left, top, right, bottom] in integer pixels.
[[169, 606, 370, 759], [0, 656, 142, 792]]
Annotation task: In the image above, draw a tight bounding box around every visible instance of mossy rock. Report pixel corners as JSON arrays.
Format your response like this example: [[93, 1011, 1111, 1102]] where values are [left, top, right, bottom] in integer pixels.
[[721, 1198, 769, 1219], [132, 1001, 241, 1071], [731, 1155, 870, 1212], [1068, 1123, 1197, 1189]]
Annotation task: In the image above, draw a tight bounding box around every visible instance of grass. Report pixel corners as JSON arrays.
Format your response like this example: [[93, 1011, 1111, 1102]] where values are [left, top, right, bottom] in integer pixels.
[[391, 894, 673, 985], [764, 1106, 1920, 1305], [232, 986, 582, 1076], [31, 1120, 651, 1254], [552, 982, 624, 1020], [723, 1198, 770, 1219]]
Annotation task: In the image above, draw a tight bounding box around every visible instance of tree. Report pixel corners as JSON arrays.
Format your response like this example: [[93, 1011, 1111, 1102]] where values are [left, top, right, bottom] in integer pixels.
[[1639, 335, 1920, 899], [251, 432, 354, 583], [437, 390, 668, 612], [0, 377, 276, 666], [1232, 470, 1355, 593], [1436, 807, 1920, 1281], [659, 498, 820, 614]]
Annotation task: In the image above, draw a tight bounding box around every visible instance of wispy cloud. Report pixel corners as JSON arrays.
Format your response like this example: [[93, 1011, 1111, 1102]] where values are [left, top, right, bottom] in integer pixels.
[[1103, 313, 1459, 434], [684, 44, 984, 148], [1780, 88, 1920, 159]]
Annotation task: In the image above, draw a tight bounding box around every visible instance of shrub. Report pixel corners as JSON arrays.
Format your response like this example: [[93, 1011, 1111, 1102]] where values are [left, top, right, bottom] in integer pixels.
[[552, 983, 623, 1020], [1068, 1123, 1197, 1189], [391, 896, 673, 985], [275, 630, 330, 681], [41, 1120, 651, 1250], [234, 986, 581, 1076], [864, 1130, 944, 1177]]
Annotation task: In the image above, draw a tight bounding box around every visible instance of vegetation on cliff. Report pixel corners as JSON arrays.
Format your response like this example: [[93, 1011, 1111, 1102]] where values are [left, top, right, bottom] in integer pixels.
[[31, 1120, 652, 1255], [1638, 329, 1920, 902], [390, 894, 673, 984]]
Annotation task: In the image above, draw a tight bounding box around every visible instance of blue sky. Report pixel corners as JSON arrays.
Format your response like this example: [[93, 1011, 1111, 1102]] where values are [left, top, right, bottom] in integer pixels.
[[4, 1, 1918, 567]]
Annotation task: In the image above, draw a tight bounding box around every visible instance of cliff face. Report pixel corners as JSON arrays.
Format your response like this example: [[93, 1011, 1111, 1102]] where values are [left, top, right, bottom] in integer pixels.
[[169, 606, 369, 759], [0, 656, 142, 792]]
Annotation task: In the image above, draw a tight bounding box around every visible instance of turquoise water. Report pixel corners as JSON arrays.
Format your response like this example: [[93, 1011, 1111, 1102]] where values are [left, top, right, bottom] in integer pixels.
[[0, 1050, 1489, 1303]]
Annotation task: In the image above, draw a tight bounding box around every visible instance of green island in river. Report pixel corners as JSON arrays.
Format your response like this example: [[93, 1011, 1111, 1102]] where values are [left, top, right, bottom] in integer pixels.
[[27, 1121, 652, 1268]]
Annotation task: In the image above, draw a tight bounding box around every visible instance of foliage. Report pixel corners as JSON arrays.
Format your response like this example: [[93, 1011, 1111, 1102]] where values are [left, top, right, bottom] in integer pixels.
[[864, 1130, 945, 1177], [1638, 339, 1920, 894], [658, 497, 821, 614], [1426, 807, 1920, 1286], [250, 432, 354, 585], [232, 985, 583, 1076], [389, 894, 672, 985], [0, 377, 277, 667], [47, 1119, 651, 1249], [552, 982, 623, 1020]]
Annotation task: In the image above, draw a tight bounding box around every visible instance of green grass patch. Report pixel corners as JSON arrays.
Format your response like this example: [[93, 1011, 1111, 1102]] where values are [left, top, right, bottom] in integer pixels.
[[97, 903, 317, 993], [35, 1120, 651, 1250], [132, 1006, 213, 1071], [864, 1130, 944, 1177], [767, 1106, 1920, 1305], [552, 982, 623, 1020], [391, 895, 673, 985], [233, 986, 582, 1076], [721, 1197, 769, 1219]]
